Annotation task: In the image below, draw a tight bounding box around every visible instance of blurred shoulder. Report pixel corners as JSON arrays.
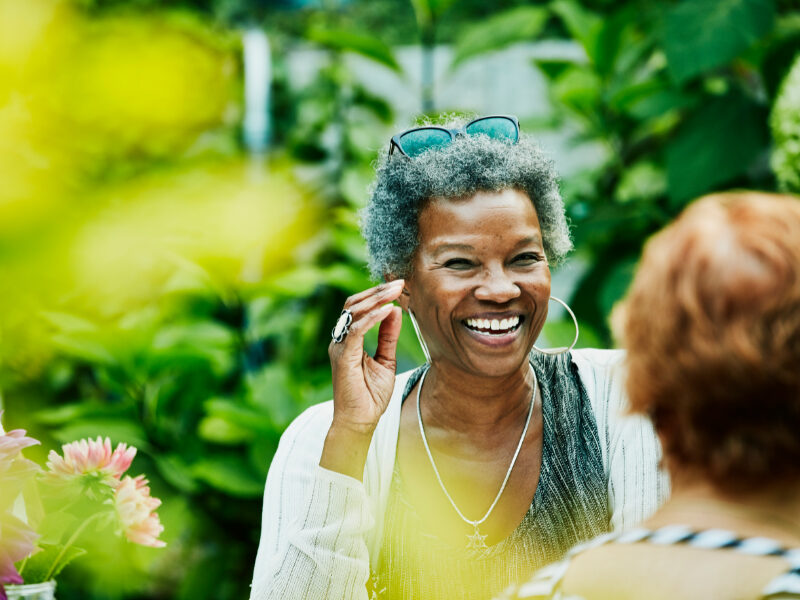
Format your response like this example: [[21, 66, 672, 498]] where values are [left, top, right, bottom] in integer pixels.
[[494, 559, 579, 600], [570, 349, 626, 407], [570, 348, 625, 371]]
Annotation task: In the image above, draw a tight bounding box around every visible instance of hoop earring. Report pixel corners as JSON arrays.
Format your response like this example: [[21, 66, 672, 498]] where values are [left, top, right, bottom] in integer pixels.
[[407, 309, 431, 364], [533, 296, 579, 356]]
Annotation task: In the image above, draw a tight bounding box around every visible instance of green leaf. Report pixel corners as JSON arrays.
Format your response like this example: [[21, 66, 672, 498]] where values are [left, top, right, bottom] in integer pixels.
[[761, 14, 800, 99], [551, 0, 603, 62], [552, 66, 602, 116], [154, 455, 199, 494], [322, 263, 372, 291], [52, 419, 150, 452], [245, 365, 298, 429], [599, 257, 638, 317], [50, 333, 115, 365], [771, 54, 800, 192], [410, 0, 459, 28], [198, 415, 255, 444], [204, 398, 273, 430], [18, 543, 87, 583], [151, 321, 236, 375], [451, 7, 548, 68], [191, 456, 265, 498], [533, 58, 580, 81], [662, 0, 776, 84], [615, 162, 667, 203], [623, 87, 695, 121], [41, 312, 97, 333], [541, 318, 603, 351], [33, 403, 96, 425], [153, 322, 235, 352], [261, 266, 324, 296], [306, 28, 401, 73], [666, 91, 768, 204]]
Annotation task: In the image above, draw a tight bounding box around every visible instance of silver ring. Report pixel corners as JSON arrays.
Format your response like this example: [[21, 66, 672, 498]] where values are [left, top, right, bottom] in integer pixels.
[[331, 309, 353, 343]]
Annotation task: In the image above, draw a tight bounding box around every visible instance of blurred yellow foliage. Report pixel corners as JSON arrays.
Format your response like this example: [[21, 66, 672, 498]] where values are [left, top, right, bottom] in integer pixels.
[[0, 0, 240, 237], [69, 160, 316, 316], [0, 0, 319, 379]]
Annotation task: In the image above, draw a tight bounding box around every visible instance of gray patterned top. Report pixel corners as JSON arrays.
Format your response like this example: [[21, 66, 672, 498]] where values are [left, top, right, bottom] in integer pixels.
[[370, 352, 611, 600]]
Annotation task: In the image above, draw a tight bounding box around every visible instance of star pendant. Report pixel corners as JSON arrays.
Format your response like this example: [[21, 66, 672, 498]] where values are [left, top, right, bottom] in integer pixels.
[[466, 527, 488, 551]]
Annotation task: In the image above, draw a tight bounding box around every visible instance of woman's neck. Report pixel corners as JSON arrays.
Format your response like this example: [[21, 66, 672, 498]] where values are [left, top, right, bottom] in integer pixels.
[[419, 360, 535, 436], [648, 474, 800, 545]]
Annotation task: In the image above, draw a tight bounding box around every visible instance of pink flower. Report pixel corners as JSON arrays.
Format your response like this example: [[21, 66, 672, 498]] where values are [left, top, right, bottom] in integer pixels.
[[0, 429, 40, 513], [114, 475, 165, 548], [46, 437, 136, 483], [0, 413, 39, 463], [0, 416, 40, 598], [0, 512, 38, 590]]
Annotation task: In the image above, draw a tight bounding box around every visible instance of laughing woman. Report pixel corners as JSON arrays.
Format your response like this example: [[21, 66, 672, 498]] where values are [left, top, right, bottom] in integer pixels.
[[249, 116, 668, 600]]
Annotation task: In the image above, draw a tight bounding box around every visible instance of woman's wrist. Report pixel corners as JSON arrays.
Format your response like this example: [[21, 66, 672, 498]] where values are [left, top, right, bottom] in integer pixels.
[[319, 422, 376, 481]]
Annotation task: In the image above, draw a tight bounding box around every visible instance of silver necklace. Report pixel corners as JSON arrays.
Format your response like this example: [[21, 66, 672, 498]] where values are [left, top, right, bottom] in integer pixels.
[[415, 366, 536, 551]]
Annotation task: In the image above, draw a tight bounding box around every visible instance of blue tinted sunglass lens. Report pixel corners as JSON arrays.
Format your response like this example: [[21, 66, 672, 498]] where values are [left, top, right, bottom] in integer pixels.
[[398, 128, 453, 157], [465, 117, 518, 142]]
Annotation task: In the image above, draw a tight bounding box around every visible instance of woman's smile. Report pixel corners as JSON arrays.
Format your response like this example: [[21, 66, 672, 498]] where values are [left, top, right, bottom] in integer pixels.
[[462, 314, 526, 346]]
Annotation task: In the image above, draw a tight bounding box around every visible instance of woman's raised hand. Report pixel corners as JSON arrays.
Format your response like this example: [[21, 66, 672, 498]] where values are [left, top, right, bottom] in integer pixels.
[[321, 279, 404, 479]]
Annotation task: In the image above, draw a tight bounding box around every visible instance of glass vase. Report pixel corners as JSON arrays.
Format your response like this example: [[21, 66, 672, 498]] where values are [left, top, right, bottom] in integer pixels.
[[3, 581, 56, 600]]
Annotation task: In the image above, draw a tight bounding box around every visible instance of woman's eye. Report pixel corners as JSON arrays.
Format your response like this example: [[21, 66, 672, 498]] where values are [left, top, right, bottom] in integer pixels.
[[443, 258, 474, 269], [512, 253, 541, 265]]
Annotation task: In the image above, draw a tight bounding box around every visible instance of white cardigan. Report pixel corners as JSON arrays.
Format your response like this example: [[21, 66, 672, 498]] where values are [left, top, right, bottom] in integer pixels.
[[249, 349, 669, 600]]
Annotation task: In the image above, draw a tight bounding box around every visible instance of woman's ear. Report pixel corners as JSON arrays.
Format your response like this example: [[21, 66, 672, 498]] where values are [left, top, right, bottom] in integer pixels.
[[384, 273, 410, 312]]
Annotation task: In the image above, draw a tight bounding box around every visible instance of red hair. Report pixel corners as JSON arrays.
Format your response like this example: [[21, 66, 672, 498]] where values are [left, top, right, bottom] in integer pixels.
[[616, 192, 800, 491]]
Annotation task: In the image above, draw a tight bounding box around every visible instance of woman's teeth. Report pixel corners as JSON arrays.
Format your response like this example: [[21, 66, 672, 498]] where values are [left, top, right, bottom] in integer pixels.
[[464, 315, 521, 334]]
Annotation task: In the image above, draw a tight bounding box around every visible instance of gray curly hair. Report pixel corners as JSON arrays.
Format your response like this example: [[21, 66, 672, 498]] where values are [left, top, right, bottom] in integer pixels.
[[360, 118, 572, 280]]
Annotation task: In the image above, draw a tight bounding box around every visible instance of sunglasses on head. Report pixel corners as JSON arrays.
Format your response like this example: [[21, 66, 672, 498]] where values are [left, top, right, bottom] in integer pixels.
[[388, 115, 520, 158]]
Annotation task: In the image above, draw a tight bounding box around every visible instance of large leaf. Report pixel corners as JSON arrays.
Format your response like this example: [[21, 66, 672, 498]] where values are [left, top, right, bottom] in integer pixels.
[[666, 92, 768, 204], [552, 66, 602, 117], [18, 543, 86, 584], [551, 0, 603, 62], [451, 7, 548, 68], [154, 454, 199, 494], [49, 333, 115, 365], [151, 321, 236, 375], [191, 456, 265, 498], [306, 28, 401, 73], [662, 0, 776, 84]]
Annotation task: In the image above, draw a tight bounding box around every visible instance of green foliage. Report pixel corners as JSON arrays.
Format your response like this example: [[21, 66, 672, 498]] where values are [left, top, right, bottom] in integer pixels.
[[539, 1, 785, 341], [4, 2, 800, 600], [19, 544, 87, 583], [771, 54, 800, 192], [452, 7, 548, 67], [666, 91, 768, 203], [410, 0, 460, 29], [306, 27, 402, 72], [662, 0, 776, 83]]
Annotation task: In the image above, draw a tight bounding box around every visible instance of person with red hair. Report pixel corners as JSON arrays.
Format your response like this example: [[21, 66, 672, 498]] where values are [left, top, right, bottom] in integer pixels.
[[501, 191, 800, 600]]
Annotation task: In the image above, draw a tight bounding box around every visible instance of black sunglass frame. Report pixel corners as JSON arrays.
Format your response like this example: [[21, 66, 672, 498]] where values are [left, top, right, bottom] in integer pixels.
[[388, 114, 520, 157]]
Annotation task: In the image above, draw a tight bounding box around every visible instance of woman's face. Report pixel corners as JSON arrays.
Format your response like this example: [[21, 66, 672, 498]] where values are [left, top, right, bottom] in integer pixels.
[[401, 188, 551, 377]]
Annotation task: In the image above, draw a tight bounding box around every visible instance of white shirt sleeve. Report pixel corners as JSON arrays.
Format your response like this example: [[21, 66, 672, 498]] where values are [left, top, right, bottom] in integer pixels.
[[249, 401, 373, 600], [571, 349, 670, 530]]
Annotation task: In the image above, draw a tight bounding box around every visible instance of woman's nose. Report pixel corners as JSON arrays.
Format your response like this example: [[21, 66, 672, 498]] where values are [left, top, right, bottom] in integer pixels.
[[474, 269, 521, 303]]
